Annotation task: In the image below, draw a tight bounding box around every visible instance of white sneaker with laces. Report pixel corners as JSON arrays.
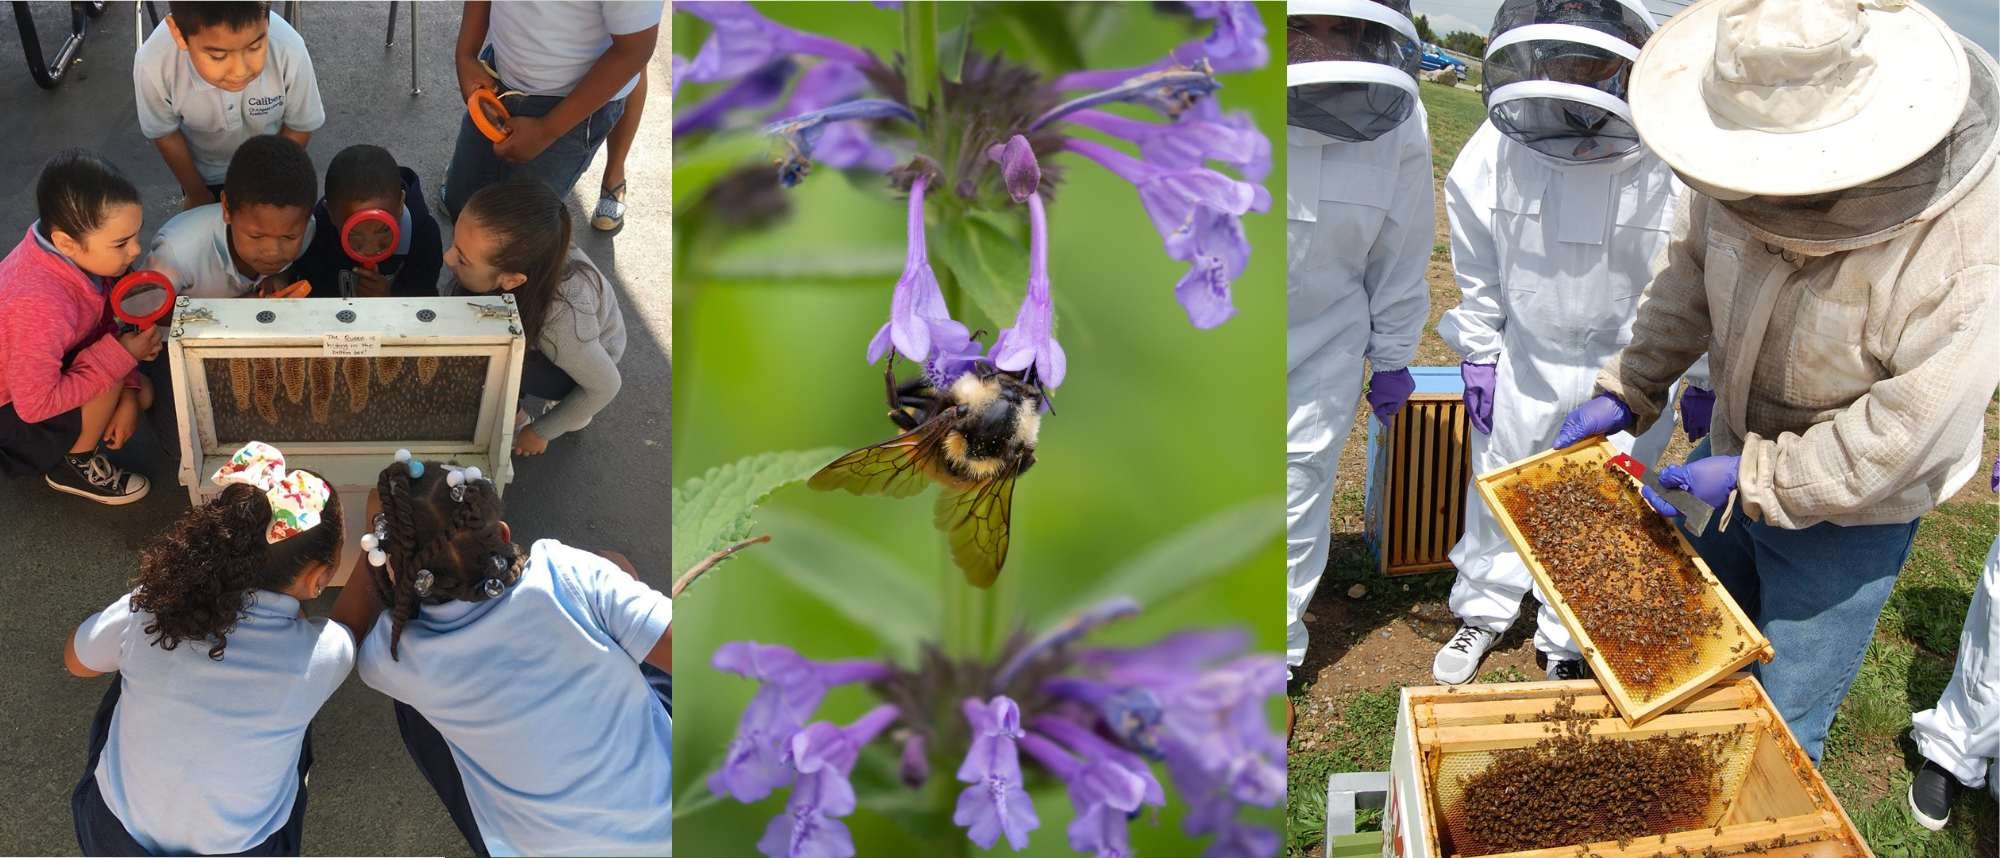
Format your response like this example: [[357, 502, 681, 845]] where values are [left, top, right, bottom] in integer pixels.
[[1433, 625, 1500, 685]]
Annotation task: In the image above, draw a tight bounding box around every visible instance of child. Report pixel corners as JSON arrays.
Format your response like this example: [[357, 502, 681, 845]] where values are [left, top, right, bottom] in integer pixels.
[[0, 150, 158, 504], [65, 441, 349, 856], [441, 0, 662, 218], [135, 1, 324, 210], [448, 177, 626, 457], [142, 134, 318, 300], [337, 453, 671, 856], [295, 144, 444, 298]]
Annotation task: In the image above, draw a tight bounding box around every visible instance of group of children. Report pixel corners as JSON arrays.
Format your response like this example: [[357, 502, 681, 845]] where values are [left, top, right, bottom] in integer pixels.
[[0, 1, 670, 854]]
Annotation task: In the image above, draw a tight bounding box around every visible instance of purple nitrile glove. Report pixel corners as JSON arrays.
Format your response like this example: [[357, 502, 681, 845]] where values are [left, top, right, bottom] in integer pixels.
[[1461, 361, 1496, 435], [1552, 393, 1634, 449], [1646, 455, 1741, 517], [1990, 453, 1997, 492], [1680, 386, 1715, 442], [1366, 368, 1415, 428]]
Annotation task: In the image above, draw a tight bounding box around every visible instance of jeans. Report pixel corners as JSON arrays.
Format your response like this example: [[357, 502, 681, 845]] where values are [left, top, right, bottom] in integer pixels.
[[1678, 439, 1919, 763], [391, 663, 671, 857], [441, 77, 626, 218], [72, 681, 314, 856]]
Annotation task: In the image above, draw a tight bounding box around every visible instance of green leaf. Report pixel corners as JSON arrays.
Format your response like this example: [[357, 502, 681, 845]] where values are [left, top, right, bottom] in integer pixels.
[[1060, 496, 1283, 615], [671, 448, 847, 578], [928, 212, 1027, 329], [936, 3, 974, 84], [991, 3, 1087, 72], [705, 246, 908, 284], [755, 509, 937, 658]]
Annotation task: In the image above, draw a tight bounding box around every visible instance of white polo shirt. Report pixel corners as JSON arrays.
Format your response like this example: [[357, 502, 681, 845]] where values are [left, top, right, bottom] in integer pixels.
[[142, 204, 315, 299], [487, 1, 663, 100], [133, 12, 325, 184], [73, 589, 354, 855]]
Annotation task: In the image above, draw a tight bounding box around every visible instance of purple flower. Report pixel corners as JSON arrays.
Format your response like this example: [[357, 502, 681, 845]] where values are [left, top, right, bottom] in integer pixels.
[[1203, 820, 1281, 858], [953, 696, 1040, 850], [1065, 101, 1270, 183], [710, 642, 894, 802], [765, 99, 917, 187], [678, 1, 874, 84], [1019, 729, 1150, 858], [899, 731, 930, 789], [772, 62, 902, 173], [674, 58, 795, 137], [757, 705, 901, 858], [1055, 2, 1268, 90], [1033, 66, 1221, 131], [1033, 716, 1166, 808], [1043, 676, 1165, 756], [988, 192, 1066, 390], [1156, 657, 1287, 813], [987, 136, 1042, 204], [866, 174, 979, 372], [996, 597, 1142, 690], [1169, 205, 1248, 328]]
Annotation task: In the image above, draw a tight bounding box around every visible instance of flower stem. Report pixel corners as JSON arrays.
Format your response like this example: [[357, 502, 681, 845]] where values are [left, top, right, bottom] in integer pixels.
[[903, 1, 941, 113]]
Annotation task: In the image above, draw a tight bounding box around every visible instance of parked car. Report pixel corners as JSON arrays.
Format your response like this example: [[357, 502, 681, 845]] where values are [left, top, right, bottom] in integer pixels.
[[1419, 43, 1468, 73]]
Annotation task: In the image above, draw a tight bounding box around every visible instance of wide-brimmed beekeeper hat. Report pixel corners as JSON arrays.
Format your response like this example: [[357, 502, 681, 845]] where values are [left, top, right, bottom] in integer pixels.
[[1630, 0, 1969, 197]]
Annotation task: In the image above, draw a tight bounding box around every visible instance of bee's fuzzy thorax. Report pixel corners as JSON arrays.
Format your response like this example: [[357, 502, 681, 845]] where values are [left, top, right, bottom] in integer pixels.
[[950, 372, 999, 412], [1013, 398, 1041, 448]]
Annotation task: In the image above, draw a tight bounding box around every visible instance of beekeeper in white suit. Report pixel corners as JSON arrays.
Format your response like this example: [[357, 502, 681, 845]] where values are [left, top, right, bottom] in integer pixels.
[[1286, 0, 1432, 680], [1555, 0, 2000, 763], [1430, 0, 1712, 685], [1907, 456, 2000, 829]]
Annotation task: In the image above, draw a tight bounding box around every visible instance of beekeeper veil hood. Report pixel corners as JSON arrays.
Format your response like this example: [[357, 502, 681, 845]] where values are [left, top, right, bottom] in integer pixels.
[[1701, 39, 1998, 254], [1482, 0, 1657, 163], [1287, 0, 1423, 142]]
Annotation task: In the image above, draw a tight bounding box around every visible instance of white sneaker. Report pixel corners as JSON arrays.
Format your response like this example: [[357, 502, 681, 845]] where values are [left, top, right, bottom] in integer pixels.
[[1433, 626, 1500, 685]]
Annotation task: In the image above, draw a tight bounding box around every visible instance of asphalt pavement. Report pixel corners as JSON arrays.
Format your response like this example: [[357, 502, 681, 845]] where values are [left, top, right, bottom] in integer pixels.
[[0, 3, 671, 853]]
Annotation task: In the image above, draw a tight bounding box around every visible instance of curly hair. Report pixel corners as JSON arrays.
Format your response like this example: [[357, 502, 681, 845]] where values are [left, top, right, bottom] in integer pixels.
[[131, 477, 342, 660], [373, 460, 523, 660]]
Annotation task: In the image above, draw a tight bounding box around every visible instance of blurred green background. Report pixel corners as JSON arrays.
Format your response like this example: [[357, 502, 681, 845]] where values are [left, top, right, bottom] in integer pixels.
[[672, 3, 1286, 854]]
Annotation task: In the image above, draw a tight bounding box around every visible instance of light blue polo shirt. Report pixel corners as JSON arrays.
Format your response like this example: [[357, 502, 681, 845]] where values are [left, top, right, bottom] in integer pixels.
[[72, 589, 354, 855], [133, 12, 325, 185], [356, 539, 672, 857], [141, 204, 314, 298]]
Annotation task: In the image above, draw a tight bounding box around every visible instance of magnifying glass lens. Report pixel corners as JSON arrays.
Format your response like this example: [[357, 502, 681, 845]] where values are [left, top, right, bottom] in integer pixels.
[[346, 221, 394, 257], [119, 284, 169, 317]]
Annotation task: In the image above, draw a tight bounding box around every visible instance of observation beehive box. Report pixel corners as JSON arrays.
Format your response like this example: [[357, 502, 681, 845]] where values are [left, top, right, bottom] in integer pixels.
[[1474, 439, 1772, 725], [1382, 676, 1869, 858], [1363, 365, 1470, 577], [166, 296, 527, 583]]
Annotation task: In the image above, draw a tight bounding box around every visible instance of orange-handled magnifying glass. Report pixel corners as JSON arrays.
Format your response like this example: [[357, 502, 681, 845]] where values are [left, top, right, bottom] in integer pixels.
[[110, 270, 175, 331], [469, 89, 516, 143], [340, 208, 401, 271]]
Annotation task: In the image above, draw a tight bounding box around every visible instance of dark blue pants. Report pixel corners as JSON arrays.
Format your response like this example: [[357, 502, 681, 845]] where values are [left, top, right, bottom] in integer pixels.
[[72, 681, 314, 856], [392, 664, 671, 856], [440, 53, 627, 219]]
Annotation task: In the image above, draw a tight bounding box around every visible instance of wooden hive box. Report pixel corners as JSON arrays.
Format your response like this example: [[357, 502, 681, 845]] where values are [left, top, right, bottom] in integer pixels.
[[1473, 439, 1773, 725], [1364, 365, 1471, 577], [1382, 676, 1869, 858], [167, 296, 527, 584]]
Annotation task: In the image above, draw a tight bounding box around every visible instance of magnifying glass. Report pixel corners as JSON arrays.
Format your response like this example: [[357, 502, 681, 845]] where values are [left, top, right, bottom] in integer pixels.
[[341, 208, 401, 271], [468, 88, 522, 143], [110, 270, 175, 331]]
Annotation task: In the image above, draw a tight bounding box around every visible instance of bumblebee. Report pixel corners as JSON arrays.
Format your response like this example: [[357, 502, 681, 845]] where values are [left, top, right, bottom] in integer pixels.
[[809, 360, 1044, 587]]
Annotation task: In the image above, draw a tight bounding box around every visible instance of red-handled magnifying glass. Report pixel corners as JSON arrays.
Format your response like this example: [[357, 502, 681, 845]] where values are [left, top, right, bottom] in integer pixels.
[[111, 270, 175, 331], [340, 208, 401, 271], [469, 89, 515, 143]]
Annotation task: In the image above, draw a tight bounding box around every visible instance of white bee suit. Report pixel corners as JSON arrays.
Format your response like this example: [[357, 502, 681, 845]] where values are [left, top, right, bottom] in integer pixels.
[[1435, 120, 1706, 655], [1285, 109, 1434, 671], [1911, 535, 2000, 791]]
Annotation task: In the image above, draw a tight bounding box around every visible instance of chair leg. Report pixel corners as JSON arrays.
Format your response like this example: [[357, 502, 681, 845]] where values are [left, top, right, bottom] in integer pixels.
[[408, 0, 420, 96], [383, 0, 396, 47]]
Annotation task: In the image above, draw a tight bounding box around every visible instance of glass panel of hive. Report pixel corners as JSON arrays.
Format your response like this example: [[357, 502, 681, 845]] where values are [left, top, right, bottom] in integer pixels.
[[200, 354, 490, 445]]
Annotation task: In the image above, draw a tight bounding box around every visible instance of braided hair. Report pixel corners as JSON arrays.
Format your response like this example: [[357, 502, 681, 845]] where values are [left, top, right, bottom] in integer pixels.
[[373, 459, 523, 660], [132, 476, 342, 660]]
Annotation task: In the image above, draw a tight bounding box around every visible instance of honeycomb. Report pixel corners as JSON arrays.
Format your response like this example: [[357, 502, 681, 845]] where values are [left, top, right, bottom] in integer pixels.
[[1485, 447, 1760, 709], [203, 355, 489, 443]]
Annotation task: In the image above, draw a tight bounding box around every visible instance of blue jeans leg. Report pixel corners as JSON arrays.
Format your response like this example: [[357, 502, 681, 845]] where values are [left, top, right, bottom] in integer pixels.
[[1679, 440, 1917, 763], [442, 95, 626, 218]]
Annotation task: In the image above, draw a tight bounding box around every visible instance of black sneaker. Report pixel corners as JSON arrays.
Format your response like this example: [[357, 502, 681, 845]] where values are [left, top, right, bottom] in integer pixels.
[[1909, 759, 1960, 831], [46, 453, 149, 505], [1545, 658, 1590, 681]]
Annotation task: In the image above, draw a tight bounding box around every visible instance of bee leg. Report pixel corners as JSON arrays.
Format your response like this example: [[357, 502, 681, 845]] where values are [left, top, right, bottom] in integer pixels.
[[881, 353, 899, 412]]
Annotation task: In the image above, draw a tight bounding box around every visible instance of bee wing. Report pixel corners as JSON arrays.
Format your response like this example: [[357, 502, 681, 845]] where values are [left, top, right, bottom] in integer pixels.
[[807, 418, 951, 499], [934, 473, 1016, 588]]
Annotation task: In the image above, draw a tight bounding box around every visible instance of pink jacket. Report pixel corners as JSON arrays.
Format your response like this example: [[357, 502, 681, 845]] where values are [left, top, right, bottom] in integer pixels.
[[0, 230, 137, 422]]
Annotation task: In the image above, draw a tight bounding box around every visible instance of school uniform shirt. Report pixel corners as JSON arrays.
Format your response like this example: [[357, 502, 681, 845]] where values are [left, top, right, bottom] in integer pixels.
[[295, 168, 445, 298], [71, 589, 354, 855], [0, 227, 137, 422], [356, 539, 671, 857], [487, 1, 663, 100], [133, 12, 325, 185], [142, 204, 315, 299]]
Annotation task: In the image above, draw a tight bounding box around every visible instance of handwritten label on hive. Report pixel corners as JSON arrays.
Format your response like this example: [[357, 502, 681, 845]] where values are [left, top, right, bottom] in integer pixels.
[[322, 333, 382, 356]]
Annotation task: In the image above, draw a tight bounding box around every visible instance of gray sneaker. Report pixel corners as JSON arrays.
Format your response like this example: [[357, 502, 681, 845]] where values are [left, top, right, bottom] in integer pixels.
[[592, 181, 627, 232], [1433, 625, 1500, 685], [46, 453, 149, 505]]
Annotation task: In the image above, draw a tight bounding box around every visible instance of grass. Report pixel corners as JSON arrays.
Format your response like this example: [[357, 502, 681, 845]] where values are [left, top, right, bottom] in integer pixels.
[[1287, 81, 2000, 858]]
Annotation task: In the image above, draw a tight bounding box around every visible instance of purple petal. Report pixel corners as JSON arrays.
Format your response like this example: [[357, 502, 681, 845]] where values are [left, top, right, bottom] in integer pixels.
[[1068, 802, 1138, 858], [952, 772, 1041, 850], [988, 193, 1065, 389], [1177, 2, 1268, 73], [987, 135, 1042, 203], [957, 696, 1026, 782], [678, 2, 872, 84], [1203, 820, 1279, 858], [674, 58, 794, 137]]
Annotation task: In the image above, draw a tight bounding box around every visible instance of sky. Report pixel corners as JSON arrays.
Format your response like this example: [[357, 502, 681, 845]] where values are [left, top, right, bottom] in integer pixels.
[[1411, 0, 1999, 59]]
